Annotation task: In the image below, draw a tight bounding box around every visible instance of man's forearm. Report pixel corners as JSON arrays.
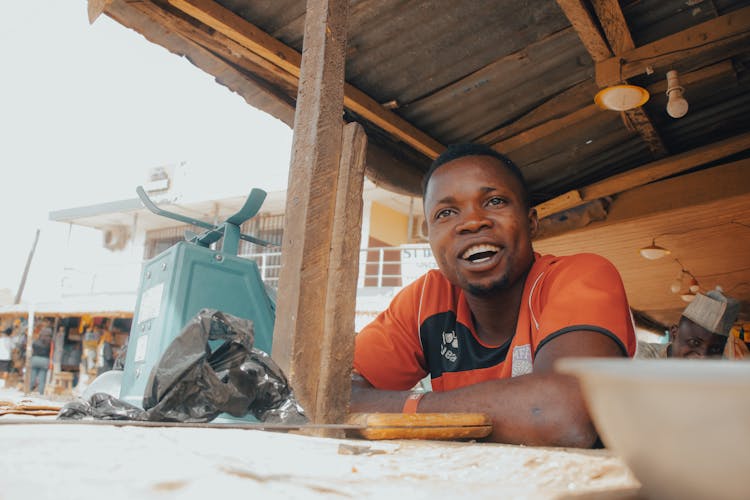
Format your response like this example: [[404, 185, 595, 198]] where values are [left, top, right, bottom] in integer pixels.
[[350, 376, 412, 413], [350, 373, 597, 448]]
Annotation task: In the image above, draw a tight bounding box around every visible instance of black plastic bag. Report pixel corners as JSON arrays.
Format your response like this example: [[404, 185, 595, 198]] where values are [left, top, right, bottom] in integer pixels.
[[59, 309, 306, 424], [58, 393, 147, 421]]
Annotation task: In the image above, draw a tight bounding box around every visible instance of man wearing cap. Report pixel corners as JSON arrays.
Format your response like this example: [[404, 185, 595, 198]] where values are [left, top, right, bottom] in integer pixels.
[[636, 288, 740, 359]]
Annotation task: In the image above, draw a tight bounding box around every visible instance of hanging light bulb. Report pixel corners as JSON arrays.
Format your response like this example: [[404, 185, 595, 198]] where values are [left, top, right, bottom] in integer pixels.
[[666, 70, 689, 118], [640, 239, 671, 260], [670, 268, 684, 294], [688, 276, 700, 294]]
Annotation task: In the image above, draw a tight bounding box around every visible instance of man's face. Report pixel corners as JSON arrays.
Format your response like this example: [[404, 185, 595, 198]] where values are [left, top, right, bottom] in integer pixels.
[[423, 155, 537, 296], [670, 319, 727, 358]]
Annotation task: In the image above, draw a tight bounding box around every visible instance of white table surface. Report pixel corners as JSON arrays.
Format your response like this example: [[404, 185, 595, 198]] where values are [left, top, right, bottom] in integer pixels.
[[0, 386, 640, 500]]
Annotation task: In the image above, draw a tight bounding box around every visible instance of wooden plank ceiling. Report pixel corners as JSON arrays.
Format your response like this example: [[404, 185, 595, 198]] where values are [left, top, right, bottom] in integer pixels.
[[91, 0, 750, 326]]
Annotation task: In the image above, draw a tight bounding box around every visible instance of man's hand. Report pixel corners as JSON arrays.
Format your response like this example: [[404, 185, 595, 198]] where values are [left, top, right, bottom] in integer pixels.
[[350, 330, 623, 448]]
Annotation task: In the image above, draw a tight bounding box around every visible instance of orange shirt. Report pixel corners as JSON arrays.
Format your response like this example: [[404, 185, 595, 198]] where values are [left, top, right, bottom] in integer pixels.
[[354, 253, 636, 391]]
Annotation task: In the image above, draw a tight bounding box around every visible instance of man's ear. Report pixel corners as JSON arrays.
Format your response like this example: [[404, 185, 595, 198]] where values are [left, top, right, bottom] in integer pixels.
[[669, 324, 679, 342], [528, 207, 539, 238]]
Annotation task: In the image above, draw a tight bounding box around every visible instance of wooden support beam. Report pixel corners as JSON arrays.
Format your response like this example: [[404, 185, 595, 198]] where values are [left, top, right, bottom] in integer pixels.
[[605, 158, 750, 225], [582, 132, 750, 200], [534, 131, 750, 217], [555, 0, 611, 62], [365, 141, 426, 196], [596, 6, 750, 87], [87, 0, 113, 24], [168, 0, 302, 77], [168, 0, 445, 159], [535, 190, 583, 219], [492, 104, 599, 154], [476, 80, 599, 145], [590, 0, 667, 157], [132, 1, 299, 92], [271, 0, 349, 422], [620, 108, 667, 157], [590, 0, 634, 55], [315, 122, 367, 434]]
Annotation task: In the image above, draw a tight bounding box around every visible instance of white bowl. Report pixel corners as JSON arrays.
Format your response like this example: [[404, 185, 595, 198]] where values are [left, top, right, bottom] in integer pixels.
[[557, 358, 750, 500]]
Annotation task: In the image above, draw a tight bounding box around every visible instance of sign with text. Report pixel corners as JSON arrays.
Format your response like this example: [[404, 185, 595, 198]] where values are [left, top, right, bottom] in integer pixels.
[[400, 244, 437, 286]]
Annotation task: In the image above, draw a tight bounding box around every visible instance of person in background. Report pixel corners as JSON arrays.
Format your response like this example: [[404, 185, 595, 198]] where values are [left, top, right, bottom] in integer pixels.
[[113, 337, 128, 371], [61, 341, 82, 387], [10, 325, 27, 386], [52, 325, 66, 368], [96, 330, 115, 376], [30, 327, 53, 394], [723, 324, 749, 360], [636, 288, 740, 359], [82, 327, 99, 375], [0, 327, 13, 385]]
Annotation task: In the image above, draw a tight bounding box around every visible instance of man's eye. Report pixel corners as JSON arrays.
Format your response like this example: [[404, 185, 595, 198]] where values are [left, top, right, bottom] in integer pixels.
[[688, 339, 701, 348], [435, 208, 454, 219], [487, 196, 506, 207]]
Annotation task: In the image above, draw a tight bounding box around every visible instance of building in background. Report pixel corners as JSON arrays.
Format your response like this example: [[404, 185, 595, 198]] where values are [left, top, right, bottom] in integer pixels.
[[40, 162, 436, 333]]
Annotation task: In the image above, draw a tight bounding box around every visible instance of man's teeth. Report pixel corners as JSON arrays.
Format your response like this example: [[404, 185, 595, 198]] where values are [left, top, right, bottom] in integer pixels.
[[471, 256, 492, 264], [462, 244, 500, 260]]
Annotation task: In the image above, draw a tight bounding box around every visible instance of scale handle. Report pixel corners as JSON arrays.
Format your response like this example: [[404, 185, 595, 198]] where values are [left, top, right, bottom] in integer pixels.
[[136, 186, 276, 248], [136, 186, 215, 230]]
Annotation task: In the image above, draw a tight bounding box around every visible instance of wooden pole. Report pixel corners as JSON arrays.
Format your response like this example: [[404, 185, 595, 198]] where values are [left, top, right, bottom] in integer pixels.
[[23, 307, 34, 393], [271, 0, 350, 422], [313, 122, 367, 435], [44, 317, 60, 395], [15, 229, 40, 305]]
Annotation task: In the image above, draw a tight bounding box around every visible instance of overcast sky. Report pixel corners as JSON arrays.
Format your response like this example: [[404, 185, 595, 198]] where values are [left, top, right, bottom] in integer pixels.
[[0, 1, 292, 300]]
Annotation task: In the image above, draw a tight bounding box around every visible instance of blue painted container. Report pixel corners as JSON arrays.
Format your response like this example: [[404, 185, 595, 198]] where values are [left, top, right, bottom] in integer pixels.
[[119, 241, 275, 409]]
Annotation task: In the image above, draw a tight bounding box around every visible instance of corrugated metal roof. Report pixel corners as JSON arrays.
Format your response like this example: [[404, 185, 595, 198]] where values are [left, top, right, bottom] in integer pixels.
[[164, 0, 750, 203], [212, 0, 750, 201]]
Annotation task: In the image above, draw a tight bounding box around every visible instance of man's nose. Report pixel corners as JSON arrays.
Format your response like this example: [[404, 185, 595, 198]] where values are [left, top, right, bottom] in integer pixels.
[[457, 211, 491, 233], [692, 348, 708, 359]]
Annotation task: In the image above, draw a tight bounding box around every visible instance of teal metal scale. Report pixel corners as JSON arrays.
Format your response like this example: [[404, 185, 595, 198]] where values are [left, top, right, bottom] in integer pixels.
[[120, 186, 276, 409]]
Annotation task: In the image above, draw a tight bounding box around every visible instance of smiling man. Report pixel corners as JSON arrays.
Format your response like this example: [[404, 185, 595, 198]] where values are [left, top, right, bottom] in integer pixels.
[[350, 144, 636, 448]]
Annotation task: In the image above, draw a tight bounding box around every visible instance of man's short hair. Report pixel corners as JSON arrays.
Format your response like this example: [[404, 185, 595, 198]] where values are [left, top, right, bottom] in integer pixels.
[[422, 143, 530, 209]]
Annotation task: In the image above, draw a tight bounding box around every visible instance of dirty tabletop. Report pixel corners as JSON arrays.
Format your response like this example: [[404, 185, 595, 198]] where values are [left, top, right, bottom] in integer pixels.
[[0, 418, 640, 499]]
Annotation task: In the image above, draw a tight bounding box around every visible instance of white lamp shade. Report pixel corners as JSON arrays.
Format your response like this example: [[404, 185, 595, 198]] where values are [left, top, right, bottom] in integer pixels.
[[595, 85, 650, 111], [640, 243, 670, 260]]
